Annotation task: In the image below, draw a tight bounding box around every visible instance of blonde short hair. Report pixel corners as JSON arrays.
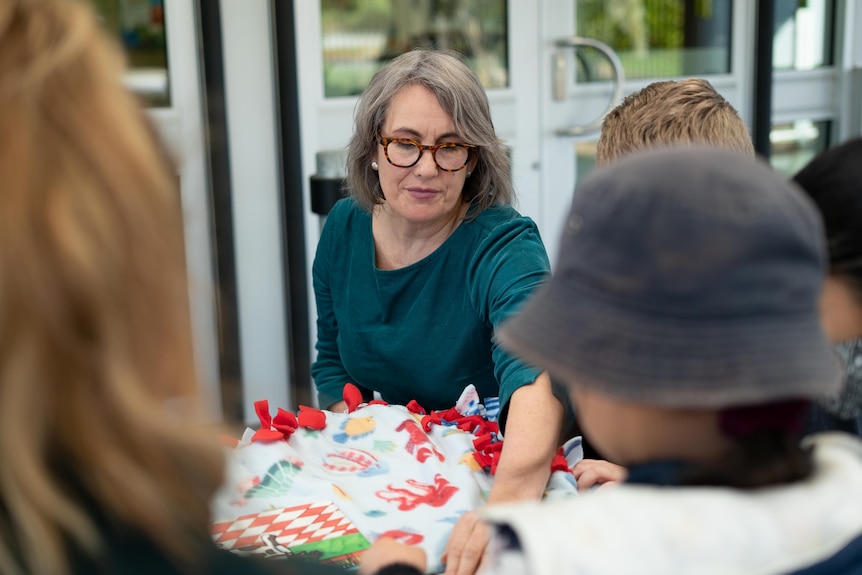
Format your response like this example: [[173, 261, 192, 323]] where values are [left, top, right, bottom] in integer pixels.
[[0, 1, 224, 573], [596, 78, 754, 166]]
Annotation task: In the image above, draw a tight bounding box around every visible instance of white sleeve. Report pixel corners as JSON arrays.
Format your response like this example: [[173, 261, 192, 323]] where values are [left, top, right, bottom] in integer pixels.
[[482, 524, 533, 575]]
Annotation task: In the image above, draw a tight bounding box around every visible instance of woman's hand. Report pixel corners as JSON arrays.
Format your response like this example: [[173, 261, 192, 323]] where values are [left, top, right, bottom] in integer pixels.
[[571, 458, 627, 491], [443, 373, 562, 575], [359, 537, 427, 574], [328, 400, 348, 413], [441, 511, 490, 575]]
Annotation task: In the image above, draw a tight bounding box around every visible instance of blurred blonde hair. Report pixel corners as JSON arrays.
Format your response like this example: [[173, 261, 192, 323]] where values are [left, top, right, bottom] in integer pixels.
[[0, 1, 225, 574], [596, 78, 754, 166]]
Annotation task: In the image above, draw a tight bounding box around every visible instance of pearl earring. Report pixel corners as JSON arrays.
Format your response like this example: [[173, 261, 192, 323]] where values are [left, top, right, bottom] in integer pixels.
[[371, 161, 379, 170], [466, 171, 472, 177]]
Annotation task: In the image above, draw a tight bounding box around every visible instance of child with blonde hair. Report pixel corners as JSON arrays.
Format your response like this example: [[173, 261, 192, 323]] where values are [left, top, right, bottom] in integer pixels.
[[595, 78, 753, 166]]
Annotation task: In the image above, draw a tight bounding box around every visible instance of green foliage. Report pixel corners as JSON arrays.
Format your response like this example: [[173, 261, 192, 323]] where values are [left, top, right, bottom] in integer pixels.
[[576, 0, 683, 50], [321, 0, 391, 31]]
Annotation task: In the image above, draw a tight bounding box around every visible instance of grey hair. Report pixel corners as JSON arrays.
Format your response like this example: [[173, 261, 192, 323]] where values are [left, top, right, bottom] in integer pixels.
[[346, 49, 513, 214]]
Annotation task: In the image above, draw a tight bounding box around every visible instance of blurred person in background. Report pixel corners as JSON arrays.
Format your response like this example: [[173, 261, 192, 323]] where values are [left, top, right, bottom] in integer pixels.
[[0, 1, 341, 574], [794, 138, 862, 436]]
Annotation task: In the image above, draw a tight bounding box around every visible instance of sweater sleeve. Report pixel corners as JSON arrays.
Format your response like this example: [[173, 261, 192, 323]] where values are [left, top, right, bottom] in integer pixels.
[[311, 201, 353, 409], [373, 564, 427, 575], [468, 213, 551, 428]]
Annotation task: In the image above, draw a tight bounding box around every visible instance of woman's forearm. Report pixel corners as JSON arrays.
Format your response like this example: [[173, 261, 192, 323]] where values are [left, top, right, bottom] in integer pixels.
[[487, 372, 564, 503]]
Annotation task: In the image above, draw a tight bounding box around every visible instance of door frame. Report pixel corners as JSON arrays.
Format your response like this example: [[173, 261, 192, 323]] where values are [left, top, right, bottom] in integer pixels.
[[146, 0, 221, 419]]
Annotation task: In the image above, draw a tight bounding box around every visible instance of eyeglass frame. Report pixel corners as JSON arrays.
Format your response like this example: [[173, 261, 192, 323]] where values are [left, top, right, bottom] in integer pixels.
[[377, 135, 476, 172]]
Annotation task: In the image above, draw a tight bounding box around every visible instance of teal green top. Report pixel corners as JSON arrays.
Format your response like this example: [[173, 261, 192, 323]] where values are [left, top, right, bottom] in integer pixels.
[[312, 198, 550, 423]]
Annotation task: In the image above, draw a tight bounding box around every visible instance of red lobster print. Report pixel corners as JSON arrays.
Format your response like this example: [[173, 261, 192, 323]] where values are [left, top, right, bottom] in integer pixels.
[[396, 419, 445, 463], [376, 474, 458, 511]]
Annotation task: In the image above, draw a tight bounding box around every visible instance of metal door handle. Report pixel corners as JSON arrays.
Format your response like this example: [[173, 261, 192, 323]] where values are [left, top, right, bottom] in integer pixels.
[[552, 37, 625, 137]]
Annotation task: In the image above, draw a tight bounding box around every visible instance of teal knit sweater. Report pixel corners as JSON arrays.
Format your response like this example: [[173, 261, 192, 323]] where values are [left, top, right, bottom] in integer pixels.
[[312, 198, 550, 422]]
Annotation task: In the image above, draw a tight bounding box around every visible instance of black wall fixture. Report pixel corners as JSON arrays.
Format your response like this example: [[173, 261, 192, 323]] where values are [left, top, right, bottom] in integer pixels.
[[753, 0, 775, 159], [196, 0, 244, 423], [272, 0, 314, 408]]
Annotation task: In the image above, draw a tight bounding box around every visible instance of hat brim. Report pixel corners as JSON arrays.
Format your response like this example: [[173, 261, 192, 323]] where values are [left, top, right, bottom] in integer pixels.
[[497, 279, 843, 408]]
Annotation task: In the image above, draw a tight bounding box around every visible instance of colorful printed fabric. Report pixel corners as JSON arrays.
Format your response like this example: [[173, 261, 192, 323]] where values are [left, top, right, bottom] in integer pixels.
[[211, 501, 369, 570], [211, 386, 581, 573]]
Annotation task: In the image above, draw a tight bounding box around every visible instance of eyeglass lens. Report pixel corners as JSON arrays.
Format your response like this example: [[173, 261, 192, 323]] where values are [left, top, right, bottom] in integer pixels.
[[386, 140, 469, 171]]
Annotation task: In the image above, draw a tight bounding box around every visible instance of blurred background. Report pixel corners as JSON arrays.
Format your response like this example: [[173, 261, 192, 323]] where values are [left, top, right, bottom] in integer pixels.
[[84, 0, 862, 426]]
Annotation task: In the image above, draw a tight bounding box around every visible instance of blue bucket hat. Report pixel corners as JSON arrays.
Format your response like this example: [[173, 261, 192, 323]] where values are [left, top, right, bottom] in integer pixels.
[[498, 147, 842, 408]]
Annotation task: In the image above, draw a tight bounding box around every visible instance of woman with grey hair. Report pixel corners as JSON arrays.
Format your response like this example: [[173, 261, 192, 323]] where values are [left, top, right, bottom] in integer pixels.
[[311, 49, 564, 575]]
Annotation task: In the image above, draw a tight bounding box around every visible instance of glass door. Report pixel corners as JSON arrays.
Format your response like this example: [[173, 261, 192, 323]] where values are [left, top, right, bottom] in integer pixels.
[[538, 0, 743, 262], [85, 0, 220, 417], [87, 0, 170, 106], [539, 0, 853, 261], [770, 0, 841, 175]]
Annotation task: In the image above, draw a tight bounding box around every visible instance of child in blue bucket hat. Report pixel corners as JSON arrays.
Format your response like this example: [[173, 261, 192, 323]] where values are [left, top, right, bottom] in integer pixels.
[[360, 147, 862, 575]]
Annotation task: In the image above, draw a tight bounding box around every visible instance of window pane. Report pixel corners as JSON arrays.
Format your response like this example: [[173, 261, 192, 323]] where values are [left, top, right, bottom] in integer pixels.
[[773, 0, 835, 71], [321, 0, 508, 98], [770, 120, 830, 176], [87, 0, 170, 107], [575, 0, 732, 81]]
